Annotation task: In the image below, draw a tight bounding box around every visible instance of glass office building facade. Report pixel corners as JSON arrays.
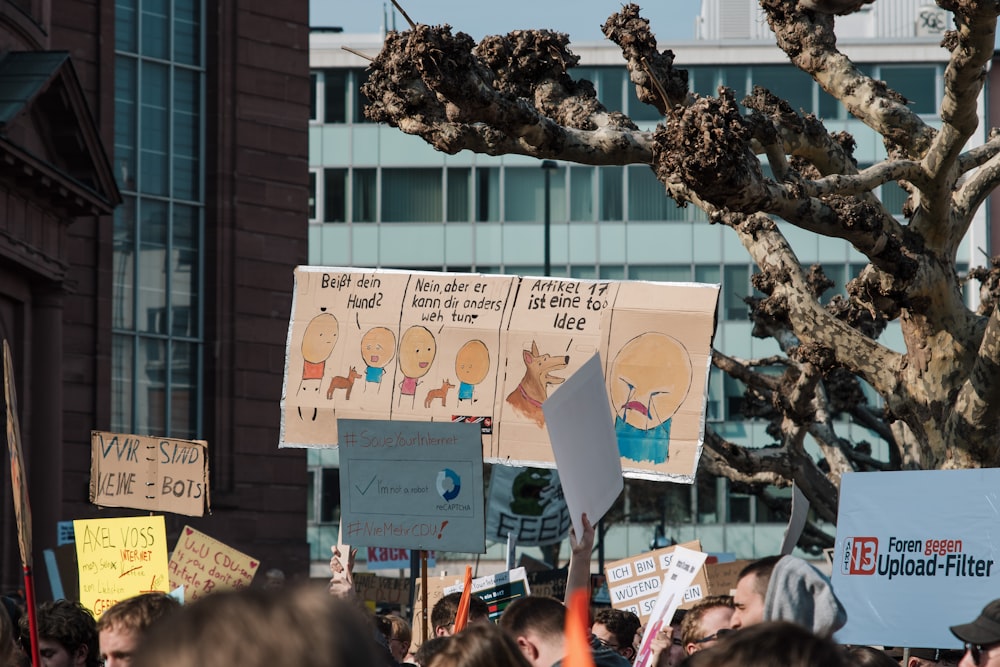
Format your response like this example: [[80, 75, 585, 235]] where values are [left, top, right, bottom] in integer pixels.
[[305, 18, 987, 568]]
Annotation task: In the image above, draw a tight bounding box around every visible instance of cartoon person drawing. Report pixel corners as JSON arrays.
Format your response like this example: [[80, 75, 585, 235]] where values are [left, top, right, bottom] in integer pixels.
[[360, 326, 396, 392], [455, 339, 490, 404], [609, 332, 692, 464], [297, 309, 339, 420], [397, 325, 437, 407]]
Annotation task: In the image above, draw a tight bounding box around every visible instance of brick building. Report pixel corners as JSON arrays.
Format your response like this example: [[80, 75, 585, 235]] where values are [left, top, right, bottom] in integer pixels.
[[0, 1, 310, 595]]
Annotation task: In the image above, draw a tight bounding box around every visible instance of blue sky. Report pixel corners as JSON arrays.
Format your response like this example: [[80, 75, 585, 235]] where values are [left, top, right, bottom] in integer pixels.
[[312, 0, 704, 43]]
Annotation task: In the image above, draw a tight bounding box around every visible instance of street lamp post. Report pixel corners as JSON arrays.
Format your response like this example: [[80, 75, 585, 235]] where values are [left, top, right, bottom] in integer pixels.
[[541, 160, 557, 277]]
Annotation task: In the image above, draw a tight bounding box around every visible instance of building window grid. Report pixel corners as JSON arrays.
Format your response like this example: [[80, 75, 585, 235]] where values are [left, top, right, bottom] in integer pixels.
[[113, 0, 206, 439]]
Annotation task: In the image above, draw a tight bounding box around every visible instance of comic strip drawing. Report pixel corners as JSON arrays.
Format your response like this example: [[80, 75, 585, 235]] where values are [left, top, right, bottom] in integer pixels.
[[297, 310, 339, 420], [360, 327, 396, 393], [424, 379, 454, 408], [398, 325, 437, 407], [609, 332, 692, 464], [506, 341, 569, 427], [455, 340, 490, 404], [327, 367, 362, 400]]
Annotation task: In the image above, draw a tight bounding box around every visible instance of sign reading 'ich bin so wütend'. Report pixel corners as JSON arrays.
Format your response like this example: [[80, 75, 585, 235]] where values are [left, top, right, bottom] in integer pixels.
[[831, 468, 1000, 649]]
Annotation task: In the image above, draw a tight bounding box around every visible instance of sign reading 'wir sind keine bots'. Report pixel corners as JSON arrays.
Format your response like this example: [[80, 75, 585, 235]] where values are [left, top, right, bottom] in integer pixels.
[[337, 419, 485, 553]]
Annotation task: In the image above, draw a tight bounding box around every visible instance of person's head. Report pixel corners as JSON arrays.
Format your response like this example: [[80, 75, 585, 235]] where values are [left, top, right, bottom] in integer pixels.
[[0, 598, 21, 667], [431, 592, 490, 637], [96, 593, 180, 667], [848, 646, 901, 667], [414, 637, 452, 667], [21, 600, 99, 667], [498, 596, 565, 667], [683, 620, 852, 667], [592, 608, 640, 662], [906, 648, 965, 667], [731, 555, 781, 630], [378, 614, 412, 663], [950, 598, 1000, 667], [132, 583, 384, 667], [428, 622, 531, 667], [680, 595, 735, 654]]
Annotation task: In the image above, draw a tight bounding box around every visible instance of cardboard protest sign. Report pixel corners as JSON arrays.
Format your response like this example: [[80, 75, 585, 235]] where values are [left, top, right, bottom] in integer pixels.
[[353, 572, 412, 610], [337, 419, 485, 552], [486, 465, 570, 547], [443, 567, 531, 624], [703, 559, 752, 596], [73, 515, 170, 617], [90, 431, 209, 516], [280, 268, 719, 482], [604, 540, 709, 624], [366, 547, 436, 571], [634, 546, 709, 667], [832, 469, 1000, 648], [168, 526, 259, 602]]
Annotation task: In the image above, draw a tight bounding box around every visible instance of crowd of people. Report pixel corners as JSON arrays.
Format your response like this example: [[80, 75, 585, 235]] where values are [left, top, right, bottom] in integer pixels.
[[0, 521, 995, 667]]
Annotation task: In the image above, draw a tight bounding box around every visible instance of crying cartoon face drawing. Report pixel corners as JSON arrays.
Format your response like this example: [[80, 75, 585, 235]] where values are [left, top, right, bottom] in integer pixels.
[[609, 332, 692, 431]]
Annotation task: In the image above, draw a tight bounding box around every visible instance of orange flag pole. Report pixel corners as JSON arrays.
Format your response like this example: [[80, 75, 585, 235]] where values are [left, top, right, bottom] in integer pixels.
[[564, 589, 596, 667], [452, 565, 473, 633]]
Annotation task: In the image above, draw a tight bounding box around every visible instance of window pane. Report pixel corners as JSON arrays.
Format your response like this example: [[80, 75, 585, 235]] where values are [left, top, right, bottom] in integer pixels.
[[173, 68, 200, 200], [600, 265, 625, 280], [306, 470, 316, 523], [476, 167, 500, 222], [599, 166, 623, 221], [139, 201, 168, 333], [309, 171, 317, 220], [353, 69, 372, 124], [113, 198, 136, 330], [324, 70, 347, 123], [447, 168, 470, 222], [174, 0, 200, 65], [881, 66, 937, 114], [173, 204, 200, 337], [504, 166, 565, 223], [628, 166, 670, 221], [309, 72, 318, 121], [688, 65, 716, 97], [570, 166, 594, 222], [353, 168, 376, 222], [115, 57, 137, 190], [626, 78, 664, 122], [140, 61, 169, 196], [112, 335, 134, 432], [170, 341, 197, 437], [881, 180, 908, 216], [631, 265, 691, 282], [141, 0, 169, 60], [324, 168, 346, 222], [139, 337, 167, 434], [116, 0, 138, 52], [597, 68, 624, 113], [382, 168, 442, 222], [724, 265, 750, 320], [720, 66, 747, 96]]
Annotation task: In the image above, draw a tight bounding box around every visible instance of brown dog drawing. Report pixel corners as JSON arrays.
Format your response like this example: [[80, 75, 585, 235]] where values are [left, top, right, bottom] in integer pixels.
[[424, 379, 454, 408], [327, 367, 362, 400], [505, 341, 569, 427]]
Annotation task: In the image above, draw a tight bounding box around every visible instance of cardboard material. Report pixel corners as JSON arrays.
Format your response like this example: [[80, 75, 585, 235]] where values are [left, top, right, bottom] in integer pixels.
[[604, 540, 709, 624], [281, 268, 719, 482], [337, 419, 485, 552], [90, 431, 210, 516], [703, 559, 752, 596], [168, 526, 259, 603], [634, 546, 709, 667], [73, 515, 170, 617]]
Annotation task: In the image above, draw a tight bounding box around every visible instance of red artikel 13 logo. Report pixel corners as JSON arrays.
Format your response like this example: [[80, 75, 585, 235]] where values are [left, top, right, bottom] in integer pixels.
[[842, 537, 879, 575]]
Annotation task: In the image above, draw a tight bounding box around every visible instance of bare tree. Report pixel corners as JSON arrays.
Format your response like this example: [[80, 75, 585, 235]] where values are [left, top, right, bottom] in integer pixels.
[[359, 0, 1000, 544]]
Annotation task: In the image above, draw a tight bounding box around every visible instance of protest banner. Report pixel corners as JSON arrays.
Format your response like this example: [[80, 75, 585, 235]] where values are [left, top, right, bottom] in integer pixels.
[[604, 540, 709, 624], [486, 465, 570, 547], [337, 419, 485, 552], [832, 468, 1000, 648], [443, 567, 531, 624], [634, 546, 709, 667], [90, 431, 210, 516], [366, 547, 436, 571], [280, 268, 718, 483], [353, 572, 412, 610], [168, 526, 259, 603], [73, 515, 169, 617]]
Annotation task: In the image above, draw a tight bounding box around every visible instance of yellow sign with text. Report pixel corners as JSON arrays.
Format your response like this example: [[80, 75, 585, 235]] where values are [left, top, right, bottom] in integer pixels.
[[73, 515, 169, 617]]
